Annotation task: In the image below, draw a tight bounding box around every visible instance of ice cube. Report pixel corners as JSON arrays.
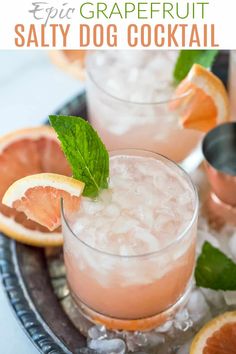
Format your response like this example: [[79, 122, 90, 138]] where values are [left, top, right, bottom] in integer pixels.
[[223, 291, 236, 306], [134, 183, 155, 205], [125, 331, 147, 351], [156, 320, 173, 333], [88, 325, 107, 340], [99, 189, 113, 205], [92, 216, 111, 230], [147, 56, 169, 75], [132, 226, 160, 252], [144, 332, 165, 347], [112, 215, 139, 234], [117, 226, 159, 256], [81, 198, 104, 214], [125, 331, 164, 352], [73, 217, 90, 233], [88, 338, 126, 354], [133, 205, 154, 228], [178, 190, 192, 206], [113, 190, 138, 210], [90, 50, 179, 104], [127, 67, 139, 82], [154, 209, 176, 237], [174, 309, 193, 332], [104, 203, 120, 218], [106, 78, 121, 93], [187, 289, 211, 326], [111, 180, 132, 194], [93, 51, 106, 67], [200, 288, 226, 311]]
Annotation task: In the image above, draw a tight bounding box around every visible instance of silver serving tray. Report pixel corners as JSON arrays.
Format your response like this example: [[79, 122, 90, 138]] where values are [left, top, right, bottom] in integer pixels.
[[0, 236, 87, 354], [0, 52, 230, 354], [0, 92, 89, 354]]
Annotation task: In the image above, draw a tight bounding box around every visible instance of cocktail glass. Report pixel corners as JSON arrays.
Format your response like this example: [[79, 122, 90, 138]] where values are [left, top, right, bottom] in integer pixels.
[[62, 150, 198, 331], [86, 51, 203, 172]]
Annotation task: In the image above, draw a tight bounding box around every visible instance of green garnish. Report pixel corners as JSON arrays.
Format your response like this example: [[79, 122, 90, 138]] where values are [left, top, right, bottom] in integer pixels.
[[50, 115, 109, 198], [173, 50, 219, 83], [195, 241, 236, 291]]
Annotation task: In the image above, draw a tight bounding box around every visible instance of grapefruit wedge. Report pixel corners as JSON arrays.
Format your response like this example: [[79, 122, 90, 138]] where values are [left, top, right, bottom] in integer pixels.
[[190, 311, 236, 354], [49, 50, 87, 80], [0, 126, 72, 246], [172, 64, 230, 132], [2, 173, 84, 232]]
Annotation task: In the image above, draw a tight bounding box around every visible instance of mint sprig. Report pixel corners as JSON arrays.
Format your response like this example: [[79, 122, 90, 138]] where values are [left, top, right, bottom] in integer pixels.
[[174, 50, 219, 83], [50, 115, 109, 198], [195, 241, 236, 291]]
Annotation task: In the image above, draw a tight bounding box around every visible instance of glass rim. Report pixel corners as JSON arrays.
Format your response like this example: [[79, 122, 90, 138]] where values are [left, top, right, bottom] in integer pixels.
[[86, 53, 192, 106], [61, 149, 199, 259]]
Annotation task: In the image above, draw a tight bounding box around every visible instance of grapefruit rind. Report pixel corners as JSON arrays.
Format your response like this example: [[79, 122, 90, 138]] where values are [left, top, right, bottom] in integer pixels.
[[187, 64, 229, 124], [173, 64, 230, 132], [2, 173, 84, 233], [2, 173, 84, 207], [0, 126, 58, 153], [0, 126, 72, 247], [0, 211, 62, 247], [190, 311, 236, 353]]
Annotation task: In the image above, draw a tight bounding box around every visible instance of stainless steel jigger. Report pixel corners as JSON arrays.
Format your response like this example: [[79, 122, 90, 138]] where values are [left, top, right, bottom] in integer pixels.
[[203, 122, 236, 225]]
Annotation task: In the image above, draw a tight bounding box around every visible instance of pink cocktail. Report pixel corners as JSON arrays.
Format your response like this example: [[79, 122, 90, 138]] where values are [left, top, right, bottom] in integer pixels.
[[62, 150, 198, 331], [86, 51, 203, 171]]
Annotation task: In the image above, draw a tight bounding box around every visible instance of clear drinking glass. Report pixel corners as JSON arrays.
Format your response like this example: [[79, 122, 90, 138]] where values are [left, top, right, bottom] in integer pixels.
[[62, 150, 198, 331], [86, 51, 203, 172]]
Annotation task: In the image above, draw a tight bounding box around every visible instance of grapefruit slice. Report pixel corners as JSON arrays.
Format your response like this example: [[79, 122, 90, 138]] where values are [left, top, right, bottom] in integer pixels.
[[49, 50, 87, 80], [0, 126, 72, 246], [171, 64, 230, 132], [2, 173, 84, 232], [190, 311, 236, 354]]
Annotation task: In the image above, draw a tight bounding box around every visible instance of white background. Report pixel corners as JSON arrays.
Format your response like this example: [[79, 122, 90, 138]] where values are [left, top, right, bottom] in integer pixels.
[[0, 50, 83, 353], [0, 0, 235, 49]]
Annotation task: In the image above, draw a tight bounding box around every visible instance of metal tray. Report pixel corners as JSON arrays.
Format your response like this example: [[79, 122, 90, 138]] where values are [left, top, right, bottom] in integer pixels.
[[0, 51, 230, 354], [0, 92, 89, 354]]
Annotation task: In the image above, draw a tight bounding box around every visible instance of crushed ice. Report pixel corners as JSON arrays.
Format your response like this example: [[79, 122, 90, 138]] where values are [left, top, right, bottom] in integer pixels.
[[76, 214, 236, 353]]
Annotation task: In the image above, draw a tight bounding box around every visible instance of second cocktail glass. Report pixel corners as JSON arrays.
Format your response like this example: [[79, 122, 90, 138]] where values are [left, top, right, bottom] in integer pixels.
[[86, 51, 203, 171]]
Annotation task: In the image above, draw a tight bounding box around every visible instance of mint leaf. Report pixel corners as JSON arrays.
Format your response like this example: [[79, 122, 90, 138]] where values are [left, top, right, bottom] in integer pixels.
[[174, 50, 219, 83], [50, 115, 109, 198], [195, 241, 236, 290]]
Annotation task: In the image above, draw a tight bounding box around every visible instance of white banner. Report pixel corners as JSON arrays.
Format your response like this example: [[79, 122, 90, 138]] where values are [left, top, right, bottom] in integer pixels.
[[0, 0, 235, 49]]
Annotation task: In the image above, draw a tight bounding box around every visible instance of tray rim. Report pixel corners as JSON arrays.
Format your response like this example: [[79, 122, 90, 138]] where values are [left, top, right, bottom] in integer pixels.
[[0, 90, 88, 354], [0, 234, 70, 354]]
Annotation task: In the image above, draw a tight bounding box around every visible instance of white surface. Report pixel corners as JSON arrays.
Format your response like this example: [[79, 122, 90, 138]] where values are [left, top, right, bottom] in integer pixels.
[[0, 51, 84, 353], [0, 0, 235, 50]]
